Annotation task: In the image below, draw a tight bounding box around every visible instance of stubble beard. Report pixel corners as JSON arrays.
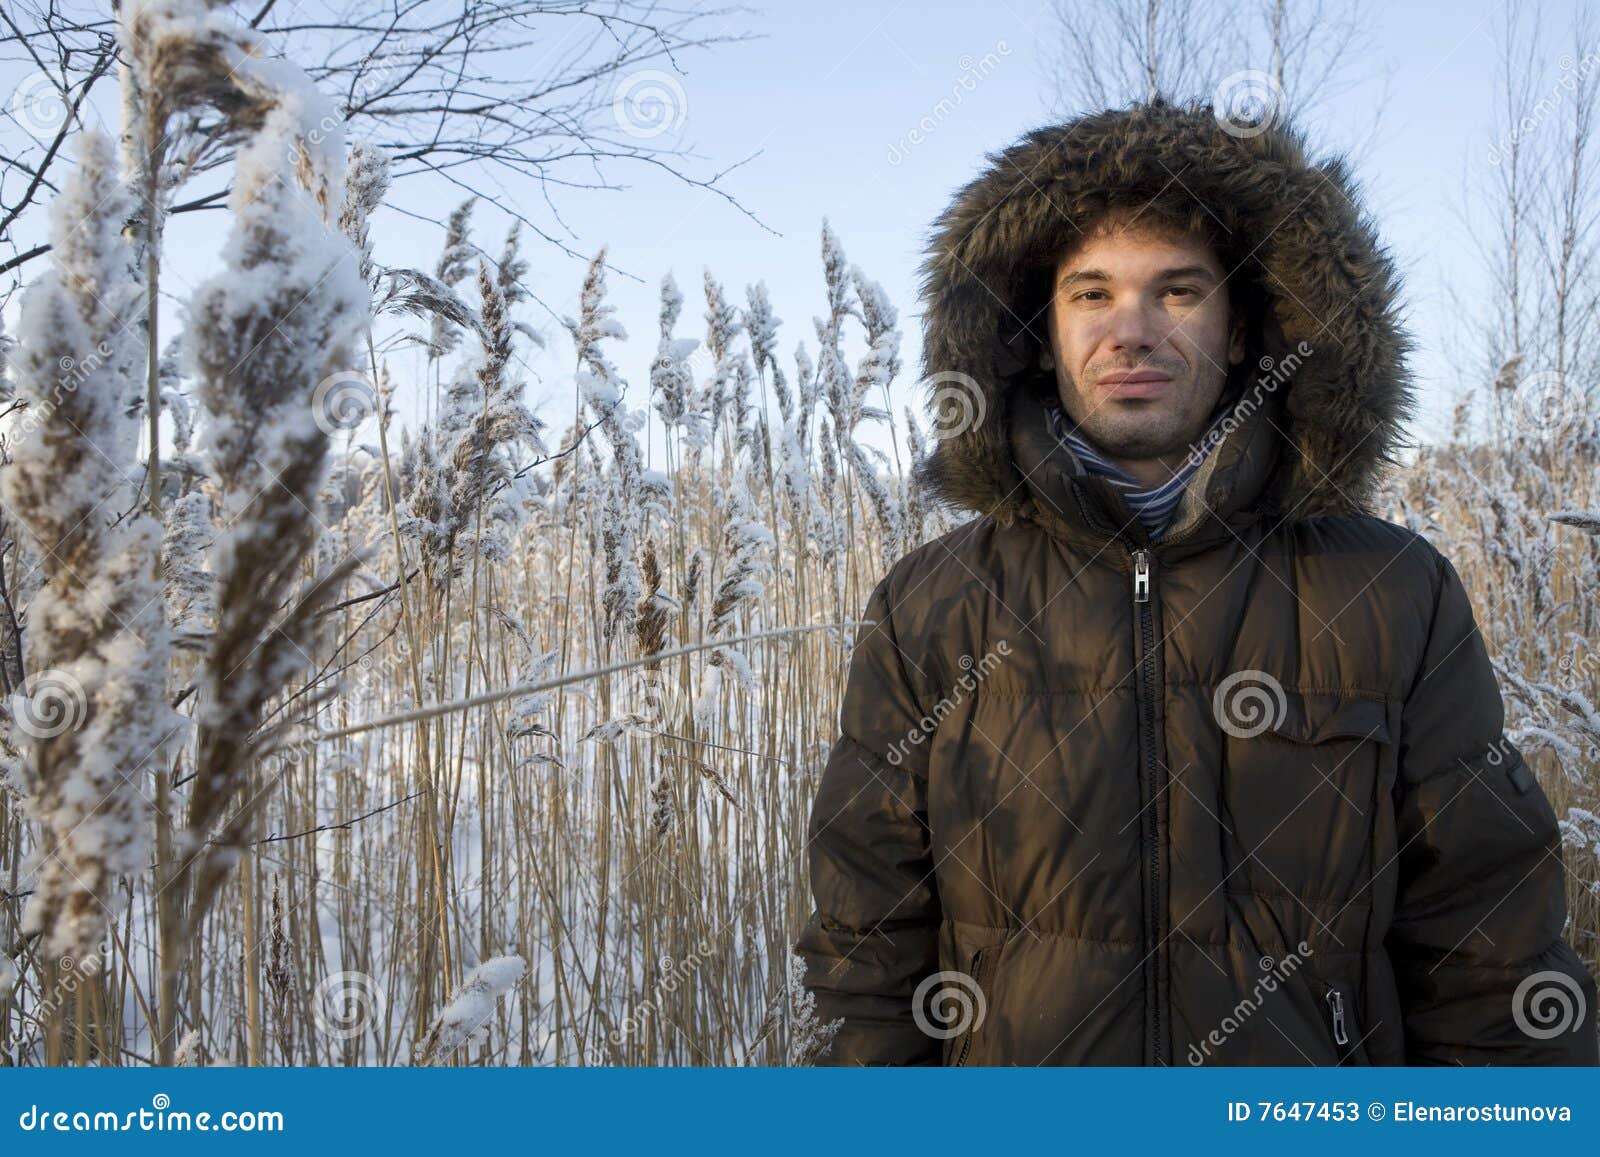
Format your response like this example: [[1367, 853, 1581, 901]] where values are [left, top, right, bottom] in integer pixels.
[[1067, 396, 1205, 462]]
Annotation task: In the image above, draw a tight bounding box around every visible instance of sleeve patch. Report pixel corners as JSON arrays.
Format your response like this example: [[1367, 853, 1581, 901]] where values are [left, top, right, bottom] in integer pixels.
[[1507, 756, 1538, 796]]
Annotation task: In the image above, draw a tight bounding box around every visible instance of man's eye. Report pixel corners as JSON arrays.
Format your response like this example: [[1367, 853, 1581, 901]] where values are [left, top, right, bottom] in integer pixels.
[[1073, 290, 1107, 302], [1164, 286, 1198, 299]]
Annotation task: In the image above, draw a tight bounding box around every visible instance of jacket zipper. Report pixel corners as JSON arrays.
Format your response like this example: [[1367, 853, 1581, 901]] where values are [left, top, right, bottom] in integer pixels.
[[953, 946, 993, 1066], [1062, 483, 1178, 1066], [1325, 986, 1349, 1046], [1130, 546, 1165, 1064]]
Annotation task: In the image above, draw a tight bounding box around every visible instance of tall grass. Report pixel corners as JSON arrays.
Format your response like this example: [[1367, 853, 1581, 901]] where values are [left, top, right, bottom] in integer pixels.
[[1377, 402, 1600, 980], [0, 45, 937, 1058]]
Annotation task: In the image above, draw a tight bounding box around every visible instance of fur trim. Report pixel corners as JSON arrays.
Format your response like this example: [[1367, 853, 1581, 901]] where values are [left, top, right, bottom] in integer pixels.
[[912, 98, 1416, 526]]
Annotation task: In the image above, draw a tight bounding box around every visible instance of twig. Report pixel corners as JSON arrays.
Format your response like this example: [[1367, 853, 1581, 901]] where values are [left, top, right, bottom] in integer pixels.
[[301, 619, 864, 748], [252, 790, 427, 846]]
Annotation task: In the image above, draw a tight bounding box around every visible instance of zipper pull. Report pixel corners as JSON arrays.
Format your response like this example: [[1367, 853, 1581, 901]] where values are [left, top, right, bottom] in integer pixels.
[[1132, 549, 1152, 604], [1325, 988, 1349, 1045]]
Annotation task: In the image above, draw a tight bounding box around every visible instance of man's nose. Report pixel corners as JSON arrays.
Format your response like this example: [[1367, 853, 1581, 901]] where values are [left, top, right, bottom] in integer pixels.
[[1103, 298, 1166, 354]]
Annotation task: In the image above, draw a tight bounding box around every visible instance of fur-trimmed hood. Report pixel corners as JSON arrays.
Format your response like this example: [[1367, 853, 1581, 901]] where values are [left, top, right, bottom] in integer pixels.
[[912, 98, 1416, 533]]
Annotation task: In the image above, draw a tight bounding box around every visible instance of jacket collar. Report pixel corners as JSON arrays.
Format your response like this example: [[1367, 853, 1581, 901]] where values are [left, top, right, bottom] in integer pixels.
[[1006, 378, 1284, 554]]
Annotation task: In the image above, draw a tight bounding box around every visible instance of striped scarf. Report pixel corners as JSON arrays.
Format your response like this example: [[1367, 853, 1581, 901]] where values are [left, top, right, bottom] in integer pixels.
[[1046, 399, 1231, 539]]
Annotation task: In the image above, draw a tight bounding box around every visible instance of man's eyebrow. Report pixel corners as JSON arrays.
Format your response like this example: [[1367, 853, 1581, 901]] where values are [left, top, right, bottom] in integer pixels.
[[1056, 264, 1219, 287]]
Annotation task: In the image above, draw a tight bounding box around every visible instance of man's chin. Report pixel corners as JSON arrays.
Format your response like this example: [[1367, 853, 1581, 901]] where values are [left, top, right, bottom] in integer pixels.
[[1077, 419, 1194, 462]]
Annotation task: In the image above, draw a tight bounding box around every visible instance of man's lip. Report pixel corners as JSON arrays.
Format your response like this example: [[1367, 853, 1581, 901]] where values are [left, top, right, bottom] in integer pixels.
[[1100, 374, 1172, 397]]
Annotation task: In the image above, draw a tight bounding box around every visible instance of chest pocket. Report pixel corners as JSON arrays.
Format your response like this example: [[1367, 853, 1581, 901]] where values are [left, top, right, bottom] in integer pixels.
[[1222, 692, 1391, 901], [1266, 694, 1388, 745]]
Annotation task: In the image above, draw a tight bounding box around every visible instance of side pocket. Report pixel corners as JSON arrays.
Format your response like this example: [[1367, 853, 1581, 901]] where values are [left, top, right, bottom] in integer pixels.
[[952, 944, 998, 1067]]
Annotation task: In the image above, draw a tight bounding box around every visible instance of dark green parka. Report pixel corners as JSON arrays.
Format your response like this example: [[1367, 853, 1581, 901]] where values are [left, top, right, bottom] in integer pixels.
[[794, 101, 1599, 1066]]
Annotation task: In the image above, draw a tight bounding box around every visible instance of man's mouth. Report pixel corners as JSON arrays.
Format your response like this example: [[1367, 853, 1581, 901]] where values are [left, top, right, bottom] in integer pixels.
[[1099, 371, 1174, 399]]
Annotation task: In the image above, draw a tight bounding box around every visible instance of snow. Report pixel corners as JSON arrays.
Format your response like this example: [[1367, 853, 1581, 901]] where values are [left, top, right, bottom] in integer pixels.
[[417, 955, 527, 1063], [4, 128, 173, 958]]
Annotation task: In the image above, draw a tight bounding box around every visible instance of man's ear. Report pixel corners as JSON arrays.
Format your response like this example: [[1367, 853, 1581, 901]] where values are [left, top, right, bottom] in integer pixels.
[[1038, 321, 1056, 371], [1227, 311, 1247, 365]]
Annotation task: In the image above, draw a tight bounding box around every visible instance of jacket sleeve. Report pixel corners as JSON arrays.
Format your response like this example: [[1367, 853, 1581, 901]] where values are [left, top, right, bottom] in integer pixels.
[[1387, 546, 1598, 1065], [793, 571, 943, 1065]]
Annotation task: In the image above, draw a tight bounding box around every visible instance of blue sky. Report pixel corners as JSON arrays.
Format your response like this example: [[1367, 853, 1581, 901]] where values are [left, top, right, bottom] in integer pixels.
[[3, 0, 1590, 463], [384, 0, 1584, 463]]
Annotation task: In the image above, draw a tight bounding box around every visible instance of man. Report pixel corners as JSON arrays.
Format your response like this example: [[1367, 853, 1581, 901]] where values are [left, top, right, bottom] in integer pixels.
[[793, 99, 1598, 1066]]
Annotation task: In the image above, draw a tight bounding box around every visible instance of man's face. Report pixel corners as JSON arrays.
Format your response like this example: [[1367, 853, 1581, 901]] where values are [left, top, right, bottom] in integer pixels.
[[1040, 220, 1246, 464]]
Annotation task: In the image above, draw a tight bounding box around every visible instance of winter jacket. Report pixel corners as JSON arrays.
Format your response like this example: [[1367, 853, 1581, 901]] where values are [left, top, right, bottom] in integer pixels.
[[793, 100, 1599, 1066]]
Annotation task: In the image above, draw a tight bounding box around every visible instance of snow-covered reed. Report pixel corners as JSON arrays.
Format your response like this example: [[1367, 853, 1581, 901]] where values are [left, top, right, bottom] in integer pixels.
[[3, 131, 171, 965]]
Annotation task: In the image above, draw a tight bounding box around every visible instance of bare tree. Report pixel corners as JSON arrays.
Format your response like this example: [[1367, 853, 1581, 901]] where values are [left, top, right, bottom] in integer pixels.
[[1531, 5, 1600, 390], [1044, 0, 1381, 138], [0, 1, 118, 278], [1451, 1, 1600, 447], [1047, 0, 1242, 112], [1, 0, 763, 287]]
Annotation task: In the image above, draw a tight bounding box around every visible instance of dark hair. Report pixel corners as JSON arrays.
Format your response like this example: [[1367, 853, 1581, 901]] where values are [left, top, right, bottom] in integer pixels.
[[1004, 190, 1272, 406]]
